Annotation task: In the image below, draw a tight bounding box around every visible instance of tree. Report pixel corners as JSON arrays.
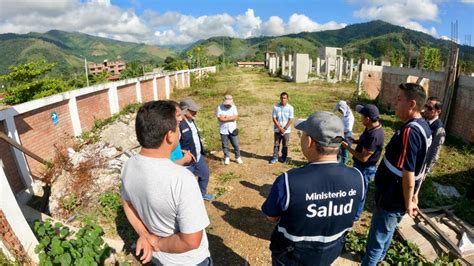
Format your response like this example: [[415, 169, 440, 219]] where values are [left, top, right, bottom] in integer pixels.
[[422, 47, 441, 71], [121, 61, 144, 79], [0, 60, 70, 105]]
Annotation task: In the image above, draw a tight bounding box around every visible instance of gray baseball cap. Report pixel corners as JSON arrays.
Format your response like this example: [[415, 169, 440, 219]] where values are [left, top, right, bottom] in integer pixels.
[[295, 111, 344, 147], [180, 98, 200, 112]]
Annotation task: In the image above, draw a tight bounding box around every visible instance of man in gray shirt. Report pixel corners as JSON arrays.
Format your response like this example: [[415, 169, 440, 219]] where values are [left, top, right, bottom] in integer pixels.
[[121, 100, 211, 265]]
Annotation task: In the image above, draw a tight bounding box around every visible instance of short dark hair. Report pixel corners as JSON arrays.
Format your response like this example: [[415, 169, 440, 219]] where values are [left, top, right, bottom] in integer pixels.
[[427, 96, 442, 110], [135, 100, 177, 148], [314, 142, 339, 155], [280, 92, 289, 98], [399, 83, 427, 111]]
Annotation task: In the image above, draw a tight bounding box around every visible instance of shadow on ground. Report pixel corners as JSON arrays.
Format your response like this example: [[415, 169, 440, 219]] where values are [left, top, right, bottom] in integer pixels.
[[240, 180, 272, 199], [208, 232, 249, 265], [212, 201, 274, 241]]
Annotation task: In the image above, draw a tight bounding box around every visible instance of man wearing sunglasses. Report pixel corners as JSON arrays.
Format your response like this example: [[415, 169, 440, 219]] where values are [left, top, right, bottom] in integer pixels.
[[422, 97, 445, 177]]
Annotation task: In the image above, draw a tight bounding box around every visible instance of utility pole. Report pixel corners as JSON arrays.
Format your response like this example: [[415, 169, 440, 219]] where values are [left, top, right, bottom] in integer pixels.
[[222, 37, 225, 66], [84, 57, 90, 87]]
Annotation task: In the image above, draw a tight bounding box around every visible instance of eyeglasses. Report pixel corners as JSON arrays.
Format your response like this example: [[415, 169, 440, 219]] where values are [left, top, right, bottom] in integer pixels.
[[424, 104, 435, 111], [297, 130, 303, 137]]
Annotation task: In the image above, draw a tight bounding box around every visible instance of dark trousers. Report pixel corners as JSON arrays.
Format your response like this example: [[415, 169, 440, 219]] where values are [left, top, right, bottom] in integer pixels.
[[186, 155, 210, 196], [220, 133, 241, 158], [271, 236, 345, 266], [273, 133, 290, 159]]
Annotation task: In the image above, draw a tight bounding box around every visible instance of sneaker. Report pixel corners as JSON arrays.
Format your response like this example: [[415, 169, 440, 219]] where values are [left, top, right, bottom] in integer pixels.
[[280, 157, 288, 163], [236, 157, 243, 164], [269, 157, 278, 164], [224, 157, 230, 165], [203, 194, 215, 201]]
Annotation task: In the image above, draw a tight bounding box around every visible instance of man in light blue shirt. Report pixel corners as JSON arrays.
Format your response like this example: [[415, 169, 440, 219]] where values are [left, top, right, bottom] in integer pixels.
[[216, 95, 242, 165], [271, 92, 294, 164]]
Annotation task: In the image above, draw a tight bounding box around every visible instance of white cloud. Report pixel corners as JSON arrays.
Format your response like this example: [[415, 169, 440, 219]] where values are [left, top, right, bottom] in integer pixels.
[[353, 0, 440, 36], [0, 3, 346, 45], [261, 16, 286, 36], [0, 0, 151, 42], [236, 9, 262, 38]]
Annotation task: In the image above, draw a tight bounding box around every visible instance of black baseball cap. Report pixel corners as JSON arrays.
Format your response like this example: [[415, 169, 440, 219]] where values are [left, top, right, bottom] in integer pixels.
[[356, 104, 380, 121]]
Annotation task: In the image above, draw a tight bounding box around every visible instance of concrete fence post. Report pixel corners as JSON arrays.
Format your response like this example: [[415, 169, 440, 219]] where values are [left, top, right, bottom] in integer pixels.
[[0, 167, 39, 263], [135, 80, 142, 103], [108, 84, 119, 114], [68, 96, 82, 136], [4, 117, 33, 202]]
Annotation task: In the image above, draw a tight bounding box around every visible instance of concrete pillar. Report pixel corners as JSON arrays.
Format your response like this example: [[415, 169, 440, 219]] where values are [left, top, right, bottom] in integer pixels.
[[364, 59, 368, 65], [349, 58, 354, 81], [293, 53, 310, 83], [309, 58, 313, 74], [281, 55, 286, 76], [276, 56, 280, 73], [1, 168, 39, 263], [68, 96, 82, 136], [288, 54, 293, 78], [265, 53, 269, 68], [316, 57, 320, 76], [337, 57, 343, 81], [326, 56, 331, 80]]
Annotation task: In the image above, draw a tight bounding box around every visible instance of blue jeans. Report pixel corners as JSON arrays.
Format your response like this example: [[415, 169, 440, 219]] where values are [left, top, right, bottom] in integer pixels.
[[271, 236, 345, 266], [338, 131, 352, 164], [362, 207, 404, 266], [221, 133, 241, 158], [186, 155, 210, 196], [353, 162, 377, 221]]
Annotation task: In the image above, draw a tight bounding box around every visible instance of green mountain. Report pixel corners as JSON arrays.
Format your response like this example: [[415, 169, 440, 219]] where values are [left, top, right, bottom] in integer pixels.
[[189, 20, 474, 70], [0, 30, 176, 74]]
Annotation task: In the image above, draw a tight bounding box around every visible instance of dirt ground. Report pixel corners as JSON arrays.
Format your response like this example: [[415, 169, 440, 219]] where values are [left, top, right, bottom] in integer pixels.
[[186, 68, 361, 265]]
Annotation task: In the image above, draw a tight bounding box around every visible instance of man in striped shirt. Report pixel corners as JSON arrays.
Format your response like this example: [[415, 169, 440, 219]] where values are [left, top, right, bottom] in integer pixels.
[[362, 83, 431, 265]]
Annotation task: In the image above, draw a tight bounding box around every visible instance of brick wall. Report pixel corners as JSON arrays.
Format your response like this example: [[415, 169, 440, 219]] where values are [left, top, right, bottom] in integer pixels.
[[447, 76, 474, 142], [117, 83, 137, 110], [77, 90, 110, 131], [0, 121, 24, 193], [140, 80, 154, 102], [15, 100, 73, 177], [157, 77, 166, 100], [362, 70, 383, 99]]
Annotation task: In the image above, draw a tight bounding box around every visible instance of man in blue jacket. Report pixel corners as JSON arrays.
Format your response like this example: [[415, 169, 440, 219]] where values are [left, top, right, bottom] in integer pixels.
[[262, 111, 364, 265], [179, 98, 215, 201]]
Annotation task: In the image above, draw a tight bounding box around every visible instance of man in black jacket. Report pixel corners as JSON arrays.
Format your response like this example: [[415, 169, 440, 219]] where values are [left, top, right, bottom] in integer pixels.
[[180, 98, 215, 201]]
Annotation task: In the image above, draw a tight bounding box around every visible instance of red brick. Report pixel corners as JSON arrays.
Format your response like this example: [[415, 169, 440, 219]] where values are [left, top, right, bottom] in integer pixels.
[[0, 121, 24, 193]]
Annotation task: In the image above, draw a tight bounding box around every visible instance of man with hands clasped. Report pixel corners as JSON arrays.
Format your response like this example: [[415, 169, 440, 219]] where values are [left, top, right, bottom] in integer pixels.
[[121, 101, 212, 265]]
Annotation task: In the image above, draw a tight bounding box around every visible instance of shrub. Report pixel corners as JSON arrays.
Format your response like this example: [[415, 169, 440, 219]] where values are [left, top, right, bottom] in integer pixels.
[[33, 219, 110, 265]]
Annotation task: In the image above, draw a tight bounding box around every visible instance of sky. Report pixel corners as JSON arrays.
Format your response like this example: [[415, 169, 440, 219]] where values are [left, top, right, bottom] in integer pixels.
[[0, 0, 472, 46]]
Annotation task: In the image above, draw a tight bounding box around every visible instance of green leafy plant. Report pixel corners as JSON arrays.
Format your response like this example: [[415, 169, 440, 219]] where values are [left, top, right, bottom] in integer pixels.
[[214, 187, 226, 198], [216, 172, 240, 183], [33, 219, 110, 265], [61, 195, 78, 212], [98, 191, 122, 220]]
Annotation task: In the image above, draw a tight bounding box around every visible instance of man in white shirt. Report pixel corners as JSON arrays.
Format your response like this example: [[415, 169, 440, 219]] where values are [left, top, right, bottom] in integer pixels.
[[121, 100, 212, 265], [271, 92, 294, 164], [216, 95, 243, 165]]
